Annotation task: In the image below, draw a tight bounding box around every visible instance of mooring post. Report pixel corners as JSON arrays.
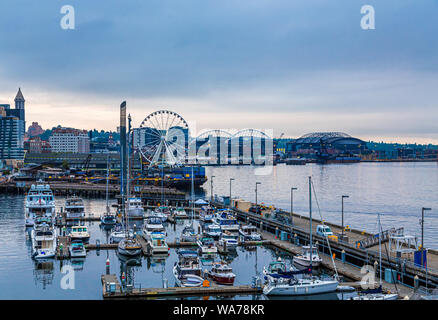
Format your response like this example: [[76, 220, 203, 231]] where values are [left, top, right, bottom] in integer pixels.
[[341, 250, 346, 263], [106, 258, 110, 275]]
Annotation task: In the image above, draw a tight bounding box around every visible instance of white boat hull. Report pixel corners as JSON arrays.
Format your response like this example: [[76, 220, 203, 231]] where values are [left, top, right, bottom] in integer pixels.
[[127, 207, 144, 217], [118, 247, 142, 256], [263, 279, 339, 296], [293, 256, 321, 268]]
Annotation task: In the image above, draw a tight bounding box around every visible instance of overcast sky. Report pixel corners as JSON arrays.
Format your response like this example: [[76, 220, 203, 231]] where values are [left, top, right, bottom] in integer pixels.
[[0, 0, 437, 143]]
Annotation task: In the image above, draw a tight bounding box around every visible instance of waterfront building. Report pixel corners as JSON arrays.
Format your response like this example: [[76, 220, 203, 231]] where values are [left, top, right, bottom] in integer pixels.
[[28, 122, 44, 137], [49, 127, 90, 153], [0, 88, 26, 160], [25, 137, 51, 153]]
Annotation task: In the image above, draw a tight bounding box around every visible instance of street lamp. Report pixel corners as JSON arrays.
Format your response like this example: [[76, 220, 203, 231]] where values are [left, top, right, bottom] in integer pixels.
[[210, 175, 215, 202], [290, 187, 297, 227], [255, 182, 261, 213], [421, 207, 431, 268], [229, 178, 235, 207], [341, 195, 349, 239]]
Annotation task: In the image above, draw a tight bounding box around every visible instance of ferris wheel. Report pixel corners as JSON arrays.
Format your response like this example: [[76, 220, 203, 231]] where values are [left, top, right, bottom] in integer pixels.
[[135, 110, 189, 168]]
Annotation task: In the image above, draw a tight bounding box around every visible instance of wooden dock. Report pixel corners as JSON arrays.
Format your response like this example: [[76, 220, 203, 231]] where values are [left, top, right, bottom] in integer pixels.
[[101, 274, 262, 299], [56, 236, 71, 260]]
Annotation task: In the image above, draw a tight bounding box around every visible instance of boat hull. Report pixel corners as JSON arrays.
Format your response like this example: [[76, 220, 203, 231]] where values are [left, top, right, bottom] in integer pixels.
[[263, 280, 338, 296]]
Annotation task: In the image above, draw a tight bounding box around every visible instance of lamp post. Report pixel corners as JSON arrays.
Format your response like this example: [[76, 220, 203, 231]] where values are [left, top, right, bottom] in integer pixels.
[[341, 195, 349, 239], [421, 207, 431, 269], [210, 175, 215, 202], [290, 187, 297, 228], [255, 182, 261, 213], [229, 178, 234, 207]]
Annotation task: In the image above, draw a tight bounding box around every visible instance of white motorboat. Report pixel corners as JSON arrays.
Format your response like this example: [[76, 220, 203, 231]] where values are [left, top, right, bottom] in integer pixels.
[[239, 225, 262, 241], [69, 240, 87, 258], [25, 183, 56, 227], [68, 225, 90, 243], [197, 236, 218, 254], [352, 293, 399, 300], [126, 198, 144, 217], [263, 274, 339, 296], [218, 231, 239, 249], [173, 250, 205, 287], [147, 232, 169, 255], [64, 196, 85, 219], [180, 224, 199, 242], [263, 257, 288, 276], [293, 245, 322, 268], [101, 214, 117, 225], [203, 223, 222, 240], [214, 210, 239, 232], [117, 236, 142, 256], [31, 223, 57, 260], [149, 209, 167, 223], [110, 225, 128, 243], [143, 216, 166, 240]]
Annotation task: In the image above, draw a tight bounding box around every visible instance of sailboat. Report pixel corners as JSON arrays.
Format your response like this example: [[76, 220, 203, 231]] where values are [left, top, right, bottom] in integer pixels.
[[264, 177, 338, 296], [180, 166, 199, 242], [352, 212, 399, 300], [117, 112, 142, 257], [293, 176, 322, 268], [101, 155, 117, 225]]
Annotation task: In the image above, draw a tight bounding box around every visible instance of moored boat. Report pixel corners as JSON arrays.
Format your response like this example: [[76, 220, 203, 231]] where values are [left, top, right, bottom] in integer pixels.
[[197, 236, 217, 254], [293, 245, 322, 268], [239, 225, 262, 241], [68, 225, 90, 243], [209, 262, 235, 285], [25, 182, 55, 227], [31, 223, 57, 260], [64, 196, 85, 219], [173, 250, 205, 287], [69, 240, 87, 258]]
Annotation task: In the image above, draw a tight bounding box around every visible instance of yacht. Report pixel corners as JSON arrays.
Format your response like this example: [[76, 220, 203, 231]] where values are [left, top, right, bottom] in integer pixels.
[[64, 196, 85, 219], [126, 198, 144, 217], [69, 240, 87, 258], [147, 232, 169, 255], [173, 207, 188, 219], [110, 224, 127, 243], [214, 210, 239, 232], [293, 245, 322, 268], [173, 250, 205, 287], [199, 206, 215, 223], [143, 216, 166, 240], [208, 262, 235, 285], [197, 236, 217, 254], [31, 223, 57, 260], [203, 223, 222, 240], [239, 225, 262, 241], [25, 183, 56, 227], [263, 272, 339, 296], [218, 231, 239, 249], [68, 225, 90, 243], [149, 209, 168, 223]]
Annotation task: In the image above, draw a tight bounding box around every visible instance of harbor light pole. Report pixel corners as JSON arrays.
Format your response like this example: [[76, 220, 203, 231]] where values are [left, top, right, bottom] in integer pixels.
[[341, 195, 349, 239], [229, 178, 235, 207], [421, 207, 431, 269], [210, 175, 215, 202], [290, 187, 297, 228], [255, 182, 261, 213]]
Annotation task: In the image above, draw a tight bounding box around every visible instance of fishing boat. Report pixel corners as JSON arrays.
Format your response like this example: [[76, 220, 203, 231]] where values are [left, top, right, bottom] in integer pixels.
[[64, 196, 85, 219], [199, 206, 215, 223], [214, 209, 239, 232], [173, 250, 205, 287], [218, 231, 239, 249], [126, 198, 144, 217], [208, 262, 236, 285], [101, 155, 117, 225], [147, 232, 169, 255], [293, 245, 322, 268], [25, 182, 56, 227], [69, 240, 87, 258], [239, 225, 262, 241], [143, 216, 166, 240], [173, 207, 188, 219], [203, 223, 222, 240], [31, 223, 57, 260], [69, 225, 90, 243], [197, 236, 218, 254]]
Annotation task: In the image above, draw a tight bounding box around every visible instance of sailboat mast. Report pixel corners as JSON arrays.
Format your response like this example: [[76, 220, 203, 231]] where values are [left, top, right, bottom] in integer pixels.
[[191, 166, 195, 223], [309, 176, 312, 269], [106, 155, 109, 213], [378, 212, 382, 285]]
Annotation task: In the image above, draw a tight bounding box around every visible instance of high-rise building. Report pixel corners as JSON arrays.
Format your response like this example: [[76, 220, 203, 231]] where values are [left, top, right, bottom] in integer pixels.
[[0, 88, 26, 160], [49, 126, 90, 153]]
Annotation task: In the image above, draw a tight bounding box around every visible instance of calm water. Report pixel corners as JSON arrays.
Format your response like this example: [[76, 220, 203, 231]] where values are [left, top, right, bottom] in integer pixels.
[[0, 195, 344, 300], [203, 162, 438, 248]]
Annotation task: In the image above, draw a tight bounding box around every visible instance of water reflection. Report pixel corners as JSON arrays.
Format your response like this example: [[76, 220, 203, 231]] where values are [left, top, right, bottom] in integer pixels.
[[33, 260, 54, 289]]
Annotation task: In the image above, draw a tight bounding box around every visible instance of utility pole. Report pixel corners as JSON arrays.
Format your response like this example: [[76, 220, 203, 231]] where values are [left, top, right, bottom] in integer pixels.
[[290, 187, 297, 228], [341, 195, 349, 240], [229, 178, 235, 207], [255, 182, 261, 213], [210, 175, 215, 202]]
